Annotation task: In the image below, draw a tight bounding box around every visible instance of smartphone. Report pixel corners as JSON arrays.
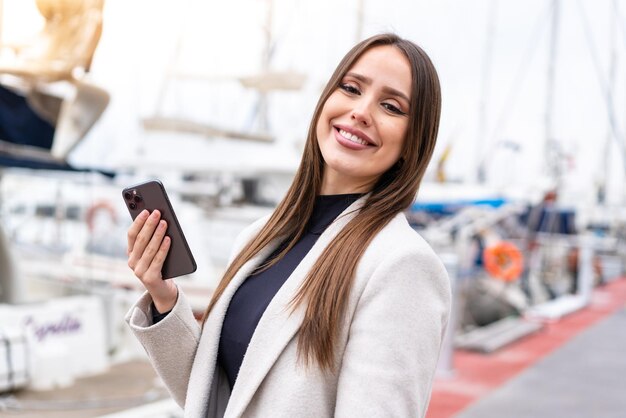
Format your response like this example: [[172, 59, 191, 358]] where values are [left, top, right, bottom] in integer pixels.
[[122, 180, 197, 279]]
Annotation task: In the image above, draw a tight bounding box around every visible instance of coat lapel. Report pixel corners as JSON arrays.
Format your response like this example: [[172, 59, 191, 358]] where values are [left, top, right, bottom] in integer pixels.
[[224, 195, 368, 417], [184, 231, 281, 418]]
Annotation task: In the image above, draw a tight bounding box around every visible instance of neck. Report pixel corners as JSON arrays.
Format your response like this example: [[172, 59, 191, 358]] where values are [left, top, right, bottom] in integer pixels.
[[320, 168, 376, 195]]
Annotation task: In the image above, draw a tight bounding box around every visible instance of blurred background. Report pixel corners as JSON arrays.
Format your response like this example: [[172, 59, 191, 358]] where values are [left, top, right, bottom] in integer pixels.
[[0, 0, 625, 417]]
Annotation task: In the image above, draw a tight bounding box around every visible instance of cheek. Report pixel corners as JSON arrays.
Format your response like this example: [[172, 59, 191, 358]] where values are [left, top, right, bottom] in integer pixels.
[[315, 115, 328, 148], [318, 92, 344, 124], [381, 119, 408, 152], [316, 98, 341, 143], [315, 119, 332, 165]]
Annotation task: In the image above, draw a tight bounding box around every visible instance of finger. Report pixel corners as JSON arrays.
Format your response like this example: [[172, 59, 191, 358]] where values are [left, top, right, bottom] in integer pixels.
[[127, 209, 150, 255], [136, 220, 168, 274], [145, 236, 171, 280], [129, 210, 161, 261], [133, 220, 167, 282]]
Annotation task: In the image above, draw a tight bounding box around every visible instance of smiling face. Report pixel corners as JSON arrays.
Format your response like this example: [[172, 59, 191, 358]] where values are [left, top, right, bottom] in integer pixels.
[[316, 45, 412, 195]]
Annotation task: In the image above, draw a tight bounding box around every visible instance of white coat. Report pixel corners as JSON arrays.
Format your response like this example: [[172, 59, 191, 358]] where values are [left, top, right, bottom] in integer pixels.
[[126, 196, 451, 417]]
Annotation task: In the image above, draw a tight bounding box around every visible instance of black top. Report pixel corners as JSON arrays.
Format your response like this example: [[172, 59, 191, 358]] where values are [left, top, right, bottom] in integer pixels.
[[218, 193, 361, 388], [151, 193, 362, 389]]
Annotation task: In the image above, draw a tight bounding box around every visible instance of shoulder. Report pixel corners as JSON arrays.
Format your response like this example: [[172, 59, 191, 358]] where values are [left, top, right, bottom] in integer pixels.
[[366, 212, 446, 270], [239, 213, 272, 241], [228, 214, 272, 263], [355, 212, 451, 309]]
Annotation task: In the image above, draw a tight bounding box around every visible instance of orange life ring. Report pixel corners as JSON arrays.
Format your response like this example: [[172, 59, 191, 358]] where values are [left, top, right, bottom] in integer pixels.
[[85, 201, 117, 232], [483, 241, 524, 282]]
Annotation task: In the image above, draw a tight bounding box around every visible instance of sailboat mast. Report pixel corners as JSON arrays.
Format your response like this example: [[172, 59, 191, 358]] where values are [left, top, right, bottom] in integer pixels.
[[258, 0, 273, 133], [0, 0, 4, 50], [476, 0, 498, 183], [545, 0, 560, 190], [598, 0, 618, 204], [355, 0, 364, 42]]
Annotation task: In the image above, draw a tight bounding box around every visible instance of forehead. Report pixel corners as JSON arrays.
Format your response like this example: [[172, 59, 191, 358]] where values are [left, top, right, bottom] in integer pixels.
[[347, 45, 412, 96]]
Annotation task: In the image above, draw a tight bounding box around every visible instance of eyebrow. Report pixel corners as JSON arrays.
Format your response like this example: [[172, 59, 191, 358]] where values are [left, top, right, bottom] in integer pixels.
[[344, 72, 410, 103]]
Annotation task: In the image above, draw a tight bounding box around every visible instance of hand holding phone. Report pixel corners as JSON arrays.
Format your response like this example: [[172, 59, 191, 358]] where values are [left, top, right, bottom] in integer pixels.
[[126, 208, 178, 312], [123, 180, 197, 280]]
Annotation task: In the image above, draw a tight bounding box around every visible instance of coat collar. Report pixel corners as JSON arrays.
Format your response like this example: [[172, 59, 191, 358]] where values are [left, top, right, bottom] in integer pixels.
[[186, 194, 368, 417]]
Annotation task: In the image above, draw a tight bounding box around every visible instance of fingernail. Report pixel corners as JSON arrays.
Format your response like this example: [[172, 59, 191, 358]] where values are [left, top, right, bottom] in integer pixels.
[[139, 210, 149, 218], [151, 210, 160, 218], [159, 220, 166, 229]]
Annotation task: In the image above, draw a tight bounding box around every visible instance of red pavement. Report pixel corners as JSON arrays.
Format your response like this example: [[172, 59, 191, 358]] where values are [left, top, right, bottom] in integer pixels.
[[426, 277, 626, 418]]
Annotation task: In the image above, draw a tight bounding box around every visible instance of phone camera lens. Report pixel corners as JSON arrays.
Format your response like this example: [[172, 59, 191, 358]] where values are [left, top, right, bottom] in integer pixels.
[[124, 191, 132, 200], [133, 195, 142, 203], [129, 202, 137, 210]]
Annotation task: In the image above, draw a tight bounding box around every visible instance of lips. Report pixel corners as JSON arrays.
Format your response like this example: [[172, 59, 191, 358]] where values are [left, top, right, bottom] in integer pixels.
[[333, 124, 376, 147]]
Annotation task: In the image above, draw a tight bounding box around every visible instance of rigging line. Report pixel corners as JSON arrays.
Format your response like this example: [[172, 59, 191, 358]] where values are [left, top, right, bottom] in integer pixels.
[[482, 2, 552, 165], [615, 0, 626, 52], [576, 0, 626, 168], [269, 0, 299, 62], [152, 0, 194, 116]]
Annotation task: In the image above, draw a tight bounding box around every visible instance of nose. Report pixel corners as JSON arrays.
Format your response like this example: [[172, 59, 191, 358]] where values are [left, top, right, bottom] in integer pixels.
[[350, 101, 373, 126]]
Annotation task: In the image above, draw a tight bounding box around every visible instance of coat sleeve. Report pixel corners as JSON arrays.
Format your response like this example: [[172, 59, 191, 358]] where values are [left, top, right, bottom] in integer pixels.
[[334, 248, 451, 418], [123, 215, 268, 409], [125, 286, 200, 408]]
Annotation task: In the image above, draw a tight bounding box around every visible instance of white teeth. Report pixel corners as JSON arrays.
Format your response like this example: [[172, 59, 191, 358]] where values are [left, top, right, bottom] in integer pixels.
[[339, 129, 368, 146]]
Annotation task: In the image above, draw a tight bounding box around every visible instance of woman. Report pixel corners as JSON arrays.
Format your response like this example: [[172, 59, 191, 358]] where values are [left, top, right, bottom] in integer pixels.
[[126, 33, 450, 418]]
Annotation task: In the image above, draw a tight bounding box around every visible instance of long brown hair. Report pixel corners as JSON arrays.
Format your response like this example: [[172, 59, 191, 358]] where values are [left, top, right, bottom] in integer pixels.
[[203, 33, 441, 372]]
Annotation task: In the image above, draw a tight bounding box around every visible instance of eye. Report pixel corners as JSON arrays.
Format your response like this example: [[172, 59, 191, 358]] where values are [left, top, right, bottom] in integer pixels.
[[339, 83, 360, 95], [382, 102, 407, 116]]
